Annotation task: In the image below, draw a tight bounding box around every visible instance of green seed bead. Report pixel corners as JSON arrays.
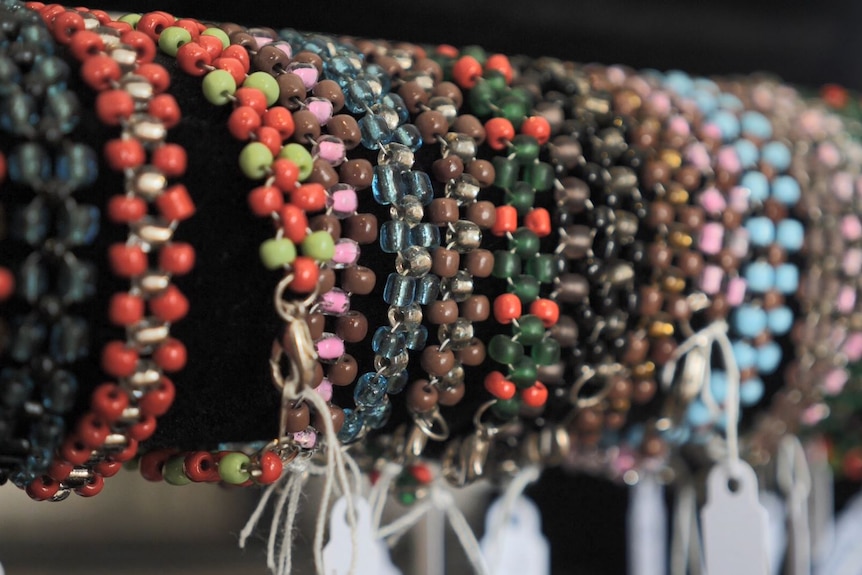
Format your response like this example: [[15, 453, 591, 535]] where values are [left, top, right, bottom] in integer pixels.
[[514, 314, 545, 346], [508, 274, 540, 303], [524, 162, 555, 192], [526, 254, 558, 284], [509, 87, 534, 109], [302, 230, 335, 262], [461, 45, 487, 64], [158, 26, 191, 57], [243, 71, 280, 107], [118, 13, 141, 27], [239, 141, 274, 180], [532, 338, 561, 366], [508, 356, 538, 389], [162, 455, 191, 486], [493, 156, 519, 190], [507, 181, 535, 215], [495, 97, 527, 129], [399, 491, 417, 506], [488, 334, 524, 365], [260, 238, 297, 269], [483, 72, 508, 95], [492, 398, 521, 420], [492, 250, 521, 279], [509, 227, 540, 259], [468, 81, 497, 117], [511, 134, 540, 164], [202, 69, 237, 105], [201, 27, 230, 49], [218, 452, 251, 485], [278, 143, 314, 180]]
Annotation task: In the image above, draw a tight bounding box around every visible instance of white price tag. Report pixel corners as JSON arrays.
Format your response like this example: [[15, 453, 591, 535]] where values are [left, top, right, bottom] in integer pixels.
[[322, 497, 402, 575], [480, 496, 549, 575], [759, 490, 787, 575]]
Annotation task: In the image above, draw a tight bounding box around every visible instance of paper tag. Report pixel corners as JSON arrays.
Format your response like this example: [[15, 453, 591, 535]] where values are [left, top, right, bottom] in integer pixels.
[[701, 461, 770, 575], [480, 495, 549, 575], [628, 475, 667, 575], [322, 497, 402, 575], [759, 491, 787, 575]]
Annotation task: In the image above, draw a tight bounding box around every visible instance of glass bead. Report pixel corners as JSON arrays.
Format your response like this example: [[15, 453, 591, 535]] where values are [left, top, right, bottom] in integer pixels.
[[344, 79, 377, 114], [442, 270, 473, 303], [775, 264, 798, 294], [508, 274, 540, 303], [0, 368, 34, 410], [446, 220, 482, 253], [43, 369, 78, 413], [405, 170, 434, 205], [9, 142, 50, 187], [514, 314, 545, 346], [489, 334, 524, 365], [438, 318, 473, 351], [372, 164, 405, 205], [772, 175, 801, 206], [44, 89, 79, 138], [380, 220, 410, 253], [10, 317, 46, 363], [740, 171, 769, 203], [383, 273, 416, 306], [441, 364, 465, 388], [386, 371, 409, 394], [756, 341, 782, 374], [445, 174, 481, 205], [365, 397, 392, 429], [279, 143, 314, 180], [392, 124, 423, 151], [359, 112, 393, 150], [762, 141, 791, 172], [526, 254, 558, 284], [378, 142, 415, 169], [428, 96, 458, 125], [56, 143, 98, 190], [388, 303, 423, 330], [524, 162, 555, 192], [58, 259, 96, 304], [375, 350, 410, 377], [405, 325, 428, 351], [509, 228, 540, 259], [744, 216, 775, 247], [415, 274, 440, 305], [312, 135, 346, 166], [382, 92, 410, 124], [1, 91, 37, 137], [744, 261, 775, 293], [55, 197, 97, 245], [410, 223, 440, 249], [372, 326, 406, 359], [331, 238, 361, 268], [396, 245, 433, 277], [740, 377, 764, 407], [325, 55, 359, 80], [511, 135, 540, 164], [354, 372, 389, 407], [493, 250, 521, 279], [0, 56, 22, 97], [507, 182, 535, 215], [327, 184, 358, 219], [732, 305, 767, 338], [317, 288, 350, 315], [767, 307, 793, 335], [531, 338, 561, 366], [493, 156, 519, 190], [13, 198, 49, 246], [776, 220, 804, 251], [442, 132, 477, 162], [286, 62, 319, 90], [337, 408, 365, 443], [19, 253, 48, 303], [393, 195, 424, 226]]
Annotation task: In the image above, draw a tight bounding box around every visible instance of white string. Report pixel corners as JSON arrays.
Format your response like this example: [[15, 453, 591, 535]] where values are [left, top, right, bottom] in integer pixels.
[[239, 479, 279, 549], [274, 470, 306, 575], [370, 463, 404, 531], [487, 466, 541, 545]]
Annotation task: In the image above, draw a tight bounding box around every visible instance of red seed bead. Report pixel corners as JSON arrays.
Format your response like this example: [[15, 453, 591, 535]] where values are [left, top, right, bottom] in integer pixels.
[[272, 158, 300, 191], [228, 106, 262, 141], [101, 340, 139, 378], [176, 41, 211, 76], [112, 438, 140, 463], [156, 184, 196, 221], [107, 195, 147, 223], [235, 87, 267, 116], [104, 20, 132, 33], [138, 376, 176, 417], [128, 415, 158, 441], [174, 18, 202, 40], [108, 244, 148, 277], [485, 118, 515, 151], [108, 292, 144, 326], [185, 451, 220, 482], [530, 298, 560, 328], [104, 138, 145, 171], [26, 476, 60, 501], [521, 116, 551, 146], [61, 436, 92, 465], [197, 34, 224, 60], [148, 93, 181, 128], [263, 107, 295, 140], [154, 338, 188, 372], [223, 44, 251, 72], [137, 62, 171, 94], [149, 284, 189, 323], [0, 150, 5, 183], [521, 382, 549, 408], [81, 53, 121, 91], [48, 459, 74, 481], [39, 4, 66, 22], [139, 449, 174, 481], [524, 207, 552, 237], [159, 242, 195, 275], [25, 2, 45, 10], [491, 205, 518, 236], [0, 267, 14, 301], [151, 143, 187, 177], [95, 460, 122, 478], [292, 183, 327, 212], [484, 54, 513, 85], [280, 204, 309, 243], [95, 89, 134, 125], [88, 9, 112, 25], [289, 256, 320, 293], [68, 29, 103, 61], [52, 11, 84, 44], [822, 84, 849, 109], [409, 463, 434, 485], [249, 185, 284, 216], [452, 55, 483, 89], [255, 126, 283, 156], [91, 382, 129, 422], [75, 413, 110, 449], [484, 371, 516, 400], [120, 30, 156, 64], [212, 56, 246, 86], [494, 293, 522, 324], [255, 451, 283, 485], [436, 44, 459, 58], [137, 11, 174, 42]]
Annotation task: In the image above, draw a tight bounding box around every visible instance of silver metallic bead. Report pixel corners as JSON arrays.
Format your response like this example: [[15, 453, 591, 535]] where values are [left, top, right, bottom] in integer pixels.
[[446, 220, 482, 253], [445, 174, 481, 204], [378, 142, 414, 169], [441, 133, 477, 162], [396, 245, 432, 277], [438, 318, 473, 351], [388, 303, 423, 329], [391, 194, 423, 225], [442, 270, 473, 302]]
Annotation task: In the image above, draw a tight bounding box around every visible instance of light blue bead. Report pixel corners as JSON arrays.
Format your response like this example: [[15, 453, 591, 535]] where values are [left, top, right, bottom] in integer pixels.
[[733, 139, 759, 168], [626, 424, 645, 448], [774, 263, 799, 294], [383, 92, 410, 124], [359, 113, 392, 149], [404, 324, 428, 350], [740, 171, 770, 202], [325, 55, 359, 80], [744, 261, 775, 293], [372, 164, 404, 205], [740, 111, 772, 140], [360, 68, 391, 96], [386, 371, 408, 394], [745, 216, 775, 246], [372, 326, 405, 359], [411, 223, 440, 248], [664, 70, 694, 97], [692, 89, 718, 115], [717, 93, 743, 111], [365, 397, 392, 429], [761, 141, 791, 171], [732, 305, 768, 338], [380, 220, 410, 253], [405, 170, 434, 205], [694, 77, 719, 92], [686, 400, 713, 427], [771, 175, 801, 205], [354, 372, 389, 407], [344, 79, 377, 113], [708, 109, 740, 141], [392, 124, 423, 151], [661, 426, 691, 446], [337, 408, 365, 443], [383, 273, 415, 306], [767, 306, 794, 335], [732, 341, 757, 370], [776, 219, 804, 251], [740, 377, 765, 406], [710, 370, 728, 405], [755, 341, 782, 374], [415, 274, 440, 305]]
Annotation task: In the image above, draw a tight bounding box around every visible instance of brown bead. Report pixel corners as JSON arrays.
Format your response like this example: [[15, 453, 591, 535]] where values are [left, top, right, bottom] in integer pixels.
[[556, 273, 590, 303], [464, 249, 494, 278], [312, 362, 324, 388], [310, 214, 340, 240], [308, 158, 339, 188], [466, 200, 496, 229], [648, 244, 673, 269], [612, 88, 642, 116], [763, 290, 784, 310], [415, 110, 448, 142], [328, 354, 358, 386], [314, 404, 345, 434], [438, 382, 466, 406], [717, 249, 737, 272], [421, 345, 455, 377], [741, 367, 758, 381], [642, 160, 672, 190], [398, 80, 429, 114], [317, 268, 336, 295], [291, 109, 321, 144], [722, 209, 743, 229], [327, 115, 361, 150], [605, 411, 627, 431], [607, 375, 633, 401], [429, 197, 459, 224], [414, 58, 443, 84], [343, 213, 378, 245], [219, 23, 245, 37], [551, 316, 578, 348], [623, 333, 649, 365], [253, 44, 292, 76], [339, 159, 373, 188], [639, 285, 664, 316], [677, 251, 704, 277], [640, 434, 665, 457], [431, 247, 460, 278], [312, 79, 345, 112], [336, 311, 368, 343], [576, 408, 603, 433], [650, 337, 677, 366], [293, 50, 324, 74], [432, 156, 464, 182], [632, 379, 657, 404], [767, 244, 785, 266], [675, 166, 703, 192], [407, 379, 438, 413], [229, 31, 257, 50], [452, 114, 485, 144], [466, 159, 495, 187], [647, 201, 675, 228], [306, 312, 326, 341], [277, 73, 307, 110], [373, 54, 403, 78], [283, 402, 311, 433], [764, 198, 788, 222], [679, 205, 705, 231], [665, 293, 692, 322], [461, 295, 490, 322], [427, 299, 459, 325], [550, 136, 583, 171], [342, 266, 376, 295], [708, 293, 730, 321], [457, 339, 486, 366]]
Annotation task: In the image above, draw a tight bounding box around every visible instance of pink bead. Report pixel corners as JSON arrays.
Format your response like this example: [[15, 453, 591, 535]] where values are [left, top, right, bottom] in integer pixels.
[[698, 186, 726, 214], [800, 404, 829, 426], [832, 171, 854, 203], [293, 430, 317, 449], [843, 332, 862, 362], [717, 146, 741, 174], [838, 285, 856, 314], [728, 185, 750, 212], [726, 277, 747, 306], [728, 228, 750, 259], [315, 378, 333, 402], [253, 35, 273, 47], [702, 122, 723, 143], [668, 115, 690, 137], [798, 109, 824, 139], [699, 222, 724, 255], [605, 65, 627, 86], [823, 368, 849, 395], [611, 448, 637, 475], [316, 334, 345, 360], [645, 92, 671, 117], [318, 288, 350, 315], [817, 142, 841, 169], [307, 98, 334, 125], [623, 75, 651, 98], [699, 265, 724, 294], [273, 43, 292, 58], [332, 239, 360, 266], [842, 215, 862, 241], [292, 67, 319, 90], [330, 187, 357, 214], [843, 248, 862, 276], [685, 142, 711, 171], [317, 139, 345, 165]]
